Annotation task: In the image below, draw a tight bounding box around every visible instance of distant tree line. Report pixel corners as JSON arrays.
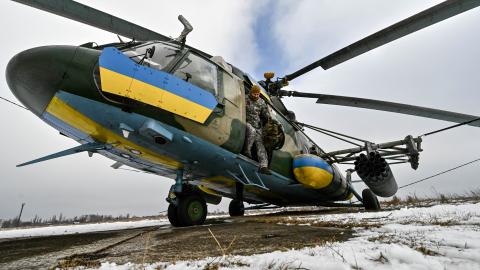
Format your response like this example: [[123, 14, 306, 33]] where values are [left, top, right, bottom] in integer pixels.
[[1, 213, 133, 228]]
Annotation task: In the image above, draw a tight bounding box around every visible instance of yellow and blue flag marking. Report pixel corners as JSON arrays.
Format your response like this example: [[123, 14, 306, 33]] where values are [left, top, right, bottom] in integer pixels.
[[99, 47, 218, 123], [293, 154, 334, 189]]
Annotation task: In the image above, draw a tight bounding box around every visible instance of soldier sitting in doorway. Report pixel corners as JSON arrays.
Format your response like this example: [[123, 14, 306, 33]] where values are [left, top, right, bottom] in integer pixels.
[[243, 85, 272, 175], [263, 119, 285, 164]]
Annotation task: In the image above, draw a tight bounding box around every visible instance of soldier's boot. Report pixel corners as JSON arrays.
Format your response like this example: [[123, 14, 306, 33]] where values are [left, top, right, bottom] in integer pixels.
[[259, 166, 272, 175]]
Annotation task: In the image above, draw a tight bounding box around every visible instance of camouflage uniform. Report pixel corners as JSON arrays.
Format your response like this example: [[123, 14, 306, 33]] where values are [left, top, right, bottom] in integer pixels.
[[244, 94, 270, 168], [263, 119, 285, 163]]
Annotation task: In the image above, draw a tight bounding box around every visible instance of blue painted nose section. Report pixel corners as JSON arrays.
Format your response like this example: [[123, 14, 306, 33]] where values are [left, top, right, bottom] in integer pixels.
[[6, 46, 77, 116]]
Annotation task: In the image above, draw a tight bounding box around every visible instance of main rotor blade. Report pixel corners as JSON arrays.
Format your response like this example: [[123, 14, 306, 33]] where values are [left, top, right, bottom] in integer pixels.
[[281, 91, 480, 128], [12, 0, 170, 42], [285, 0, 480, 81]]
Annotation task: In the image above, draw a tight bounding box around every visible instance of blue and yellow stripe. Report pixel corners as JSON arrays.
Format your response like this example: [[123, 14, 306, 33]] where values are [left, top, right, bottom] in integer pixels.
[[293, 154, 334, 189], [99, 47, 218, 123], [45, 95, 181, 169]]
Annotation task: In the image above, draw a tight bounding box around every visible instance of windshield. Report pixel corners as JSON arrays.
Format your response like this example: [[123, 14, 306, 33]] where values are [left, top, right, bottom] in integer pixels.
[[123, 42, 179, 71]]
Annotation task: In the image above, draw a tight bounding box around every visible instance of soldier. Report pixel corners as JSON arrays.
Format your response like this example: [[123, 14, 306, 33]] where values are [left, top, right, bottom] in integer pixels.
[[263, 119, 285, 162], [244, 85, 271, 174]]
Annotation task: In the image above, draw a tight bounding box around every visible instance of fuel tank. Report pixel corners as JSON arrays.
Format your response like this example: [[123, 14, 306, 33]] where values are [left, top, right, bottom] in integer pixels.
[[293, 154, 350, 200]]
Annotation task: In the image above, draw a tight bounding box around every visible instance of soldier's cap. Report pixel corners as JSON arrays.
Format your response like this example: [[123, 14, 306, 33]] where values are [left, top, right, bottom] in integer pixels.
[[251, 85, 261, 94], [264, 72, 275, 80]]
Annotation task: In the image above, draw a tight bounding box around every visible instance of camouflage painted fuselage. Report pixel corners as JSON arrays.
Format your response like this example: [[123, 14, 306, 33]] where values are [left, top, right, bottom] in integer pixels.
[[7, 42, 351, 206]]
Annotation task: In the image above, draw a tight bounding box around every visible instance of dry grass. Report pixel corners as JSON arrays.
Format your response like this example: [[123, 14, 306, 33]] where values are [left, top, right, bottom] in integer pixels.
[[203, 256, 249, 270], [368, 230, 444, 258], [262, 260, 309, 270], [382, 189, 480, 207], [142, 232, 153, 265], [56, 254, 102, 269], [252, 216, 380, 230], [202, 228, 245, 270], [416, 246, 440, 256], [370, 252, 389, 264], [207, 228, 237, 257]]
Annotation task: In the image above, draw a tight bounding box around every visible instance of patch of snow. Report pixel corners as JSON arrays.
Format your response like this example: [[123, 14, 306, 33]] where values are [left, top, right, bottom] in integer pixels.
[[88, 202, 480, 270], [297, 203, 480, 227], [0, 219, 168, 239]]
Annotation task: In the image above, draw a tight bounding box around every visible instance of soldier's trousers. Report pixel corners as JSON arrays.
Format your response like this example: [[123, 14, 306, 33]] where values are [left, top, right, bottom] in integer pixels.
[[244, 123, 268, 168]]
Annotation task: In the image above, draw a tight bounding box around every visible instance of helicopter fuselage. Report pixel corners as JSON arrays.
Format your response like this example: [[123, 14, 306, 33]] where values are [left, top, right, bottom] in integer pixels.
[[7, 41, 351, 206]]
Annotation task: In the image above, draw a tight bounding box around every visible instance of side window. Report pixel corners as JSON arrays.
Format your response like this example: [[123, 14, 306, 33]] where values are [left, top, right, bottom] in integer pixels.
[[147, 45, 178, 70], [123, 43, 178, 70], [173, 53, 218, 96]]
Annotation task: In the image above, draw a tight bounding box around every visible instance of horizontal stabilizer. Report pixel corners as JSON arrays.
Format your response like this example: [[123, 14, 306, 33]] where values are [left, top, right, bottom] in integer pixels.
[[17, 142, 107, 167]]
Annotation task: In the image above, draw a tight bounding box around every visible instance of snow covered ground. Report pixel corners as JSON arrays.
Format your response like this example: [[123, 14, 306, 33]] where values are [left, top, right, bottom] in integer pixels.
[[0, 219, 169, 239], [1, 202, 479, 269], [92, 202, 480, 270]]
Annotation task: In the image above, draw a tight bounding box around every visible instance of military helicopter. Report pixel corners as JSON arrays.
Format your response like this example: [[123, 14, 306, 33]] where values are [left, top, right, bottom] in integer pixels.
[[6, 0, 480, 227]]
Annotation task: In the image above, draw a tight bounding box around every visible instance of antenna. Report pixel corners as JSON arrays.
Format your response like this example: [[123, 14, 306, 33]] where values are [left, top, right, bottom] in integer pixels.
[[16, 202, 25, 227], [117, 35, 125, 43], [176, 15, 193, 49]]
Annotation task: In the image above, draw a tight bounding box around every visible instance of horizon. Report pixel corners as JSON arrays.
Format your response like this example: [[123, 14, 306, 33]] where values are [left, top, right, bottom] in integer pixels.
[[1, 0, 479, 220]]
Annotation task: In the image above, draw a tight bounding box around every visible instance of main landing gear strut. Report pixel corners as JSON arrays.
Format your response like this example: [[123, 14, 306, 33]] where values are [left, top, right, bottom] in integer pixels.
[[229, 181, 245, 217], [361, 188, 381, 210], [166, 169, 207, 227]]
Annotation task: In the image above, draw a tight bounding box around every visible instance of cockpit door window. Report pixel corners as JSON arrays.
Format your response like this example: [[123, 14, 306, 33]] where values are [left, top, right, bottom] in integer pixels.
[[123, 43, 179, 71], [123, 43, 220, 99], [172, 53, 219, 96]]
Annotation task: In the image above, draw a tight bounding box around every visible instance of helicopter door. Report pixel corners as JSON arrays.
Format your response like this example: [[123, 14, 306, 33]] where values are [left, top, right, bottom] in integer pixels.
[[221, 70, 241, 107], [166, 55, 245, 152], [218, 70, 246, 152]]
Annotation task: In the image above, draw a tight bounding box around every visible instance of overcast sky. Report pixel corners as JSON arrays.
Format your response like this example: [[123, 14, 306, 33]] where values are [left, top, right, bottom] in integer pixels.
[[1, 0, 479, 220]]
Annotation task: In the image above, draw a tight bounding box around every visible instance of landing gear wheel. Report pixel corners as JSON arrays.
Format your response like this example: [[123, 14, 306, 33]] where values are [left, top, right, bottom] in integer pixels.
[[167, 203, 181, 227], [229, 199, 245, 217], [177, 195, 207, 226], [362, 188, 381, 211]]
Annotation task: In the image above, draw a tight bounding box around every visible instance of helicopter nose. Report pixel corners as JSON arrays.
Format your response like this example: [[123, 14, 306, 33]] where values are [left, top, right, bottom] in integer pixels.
[[6, 46, 77, 116]]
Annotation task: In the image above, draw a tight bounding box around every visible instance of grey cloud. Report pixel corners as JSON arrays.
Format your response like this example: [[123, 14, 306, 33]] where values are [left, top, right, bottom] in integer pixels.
[[0, 0, 261, 220], [274, 1, 480, 198], [1, 1, 479, 221]]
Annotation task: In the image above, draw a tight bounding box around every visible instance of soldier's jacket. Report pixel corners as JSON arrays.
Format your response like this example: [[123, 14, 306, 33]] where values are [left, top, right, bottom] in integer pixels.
[[246, 95, 270, 129]]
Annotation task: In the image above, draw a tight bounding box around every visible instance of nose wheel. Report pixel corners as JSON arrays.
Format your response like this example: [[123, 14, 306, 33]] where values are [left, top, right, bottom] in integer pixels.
[[166, 170, 208, 227], [168, 194, 207, 227]]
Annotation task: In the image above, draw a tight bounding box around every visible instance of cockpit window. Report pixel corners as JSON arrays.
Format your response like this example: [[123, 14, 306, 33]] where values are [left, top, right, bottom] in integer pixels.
[[123, 43, 178, 71], [173, 53, 218, 96], [123, 43, 219, 96]]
